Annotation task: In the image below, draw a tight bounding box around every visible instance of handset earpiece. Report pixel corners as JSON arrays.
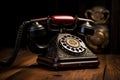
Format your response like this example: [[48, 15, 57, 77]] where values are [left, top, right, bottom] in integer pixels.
[[0, 17, 48, 67], [27, 22, 49, 54]]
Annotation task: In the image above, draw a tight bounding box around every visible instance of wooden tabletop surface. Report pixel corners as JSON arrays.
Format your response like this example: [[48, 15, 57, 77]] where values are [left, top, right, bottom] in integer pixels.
[[0, 48, 120, 80]]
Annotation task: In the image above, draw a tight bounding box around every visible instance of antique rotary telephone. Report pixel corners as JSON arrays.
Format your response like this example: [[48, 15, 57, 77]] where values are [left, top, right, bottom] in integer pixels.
[[0, 15, 99, 69]]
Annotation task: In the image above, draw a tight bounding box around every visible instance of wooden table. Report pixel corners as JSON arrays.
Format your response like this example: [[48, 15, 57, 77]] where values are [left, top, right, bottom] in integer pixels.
[[0, 48, 120, 80]]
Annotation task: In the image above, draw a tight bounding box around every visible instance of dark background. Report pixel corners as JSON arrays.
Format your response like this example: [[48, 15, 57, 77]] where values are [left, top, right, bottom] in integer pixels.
[[0, 0, 119, 53]]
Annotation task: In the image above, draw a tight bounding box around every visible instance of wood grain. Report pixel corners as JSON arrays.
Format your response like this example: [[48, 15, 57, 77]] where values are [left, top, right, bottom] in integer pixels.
[[0, 48, 38, 80], [0, 48, 106, 80], [0, 48, 120, 80], [104, 54, 120, 80]]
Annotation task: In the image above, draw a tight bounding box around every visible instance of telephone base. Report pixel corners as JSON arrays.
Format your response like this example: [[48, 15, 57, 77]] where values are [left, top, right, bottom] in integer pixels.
[[37, 55, 99, 69]]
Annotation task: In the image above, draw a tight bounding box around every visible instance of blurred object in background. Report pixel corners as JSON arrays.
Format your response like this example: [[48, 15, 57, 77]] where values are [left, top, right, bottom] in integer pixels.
[[84, 6, 110, 53], [85, 6, 110, 24]]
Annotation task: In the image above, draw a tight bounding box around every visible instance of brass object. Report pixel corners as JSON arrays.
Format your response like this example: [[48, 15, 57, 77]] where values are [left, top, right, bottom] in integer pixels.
[[85, 6, 110, 24], [84, 6, 110, 53], [85, 25, 109, 53]]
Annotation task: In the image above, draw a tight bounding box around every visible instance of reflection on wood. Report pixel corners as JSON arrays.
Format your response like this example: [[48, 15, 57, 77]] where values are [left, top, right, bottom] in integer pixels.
[[0, 48, 120, 80], [105, 54, 120, 80]]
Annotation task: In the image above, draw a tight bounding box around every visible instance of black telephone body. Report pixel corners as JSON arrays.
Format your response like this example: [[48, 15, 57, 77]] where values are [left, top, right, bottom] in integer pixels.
[[0, 15, 99, 69], [27, 15, 99, 69]]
